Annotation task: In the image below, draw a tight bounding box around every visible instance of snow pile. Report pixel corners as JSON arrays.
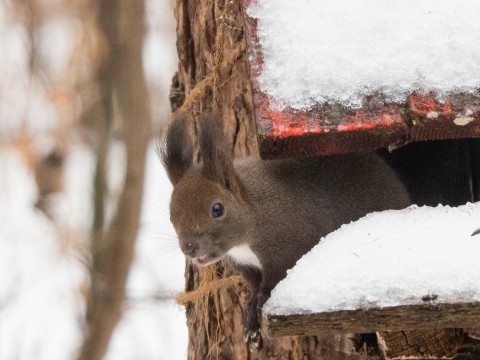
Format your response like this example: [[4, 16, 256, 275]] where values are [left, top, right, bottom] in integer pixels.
[[265, 203, 480, 316], [247, 0, 480, 109]]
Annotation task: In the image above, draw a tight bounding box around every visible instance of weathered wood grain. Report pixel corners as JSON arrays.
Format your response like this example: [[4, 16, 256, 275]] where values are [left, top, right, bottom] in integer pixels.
[[378, 329, 464, 359], [263, 302, 480, 337]]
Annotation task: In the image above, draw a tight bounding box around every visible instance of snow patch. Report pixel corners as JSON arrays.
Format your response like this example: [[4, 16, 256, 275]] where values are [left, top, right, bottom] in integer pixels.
[[248, 0, 480, 110], [265, 203, 480, 316]]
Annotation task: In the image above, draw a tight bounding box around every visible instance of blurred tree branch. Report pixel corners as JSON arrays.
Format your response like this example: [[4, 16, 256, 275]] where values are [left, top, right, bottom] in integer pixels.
[[77, 0, 150, 359]]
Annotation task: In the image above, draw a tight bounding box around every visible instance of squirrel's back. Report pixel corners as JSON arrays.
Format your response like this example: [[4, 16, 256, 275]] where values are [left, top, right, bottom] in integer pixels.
[[234, 152, 410, 282]]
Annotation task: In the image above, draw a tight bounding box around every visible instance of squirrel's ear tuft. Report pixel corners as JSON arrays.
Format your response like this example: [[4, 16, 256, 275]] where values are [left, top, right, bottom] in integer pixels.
[[160, 113, 194, 185], [200, 111, 242, 197]]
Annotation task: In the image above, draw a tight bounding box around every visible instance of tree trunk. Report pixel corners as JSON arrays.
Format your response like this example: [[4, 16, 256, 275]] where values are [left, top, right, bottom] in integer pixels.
[[171, 1, 375, 359], [170, 1, 480, 359]]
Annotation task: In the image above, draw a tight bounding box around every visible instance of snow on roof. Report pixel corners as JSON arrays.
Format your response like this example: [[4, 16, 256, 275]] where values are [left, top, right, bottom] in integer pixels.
[[264, 203, 480, 316], [247, 0, 480, 110]]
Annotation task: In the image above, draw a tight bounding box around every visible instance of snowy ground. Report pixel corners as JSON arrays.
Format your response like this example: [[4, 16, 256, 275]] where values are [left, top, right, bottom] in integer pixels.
[[0, 143, 188, 360]]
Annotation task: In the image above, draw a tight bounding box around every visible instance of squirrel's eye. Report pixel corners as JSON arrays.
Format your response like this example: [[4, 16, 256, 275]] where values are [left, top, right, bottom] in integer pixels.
[[211, 202, 224, 218]]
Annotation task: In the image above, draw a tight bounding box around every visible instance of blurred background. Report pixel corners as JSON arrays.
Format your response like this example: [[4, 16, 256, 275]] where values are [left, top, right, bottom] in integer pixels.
[[0, 0, 188, 359]]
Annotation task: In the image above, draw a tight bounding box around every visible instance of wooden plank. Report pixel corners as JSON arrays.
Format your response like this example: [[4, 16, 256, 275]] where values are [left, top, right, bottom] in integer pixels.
[[378, 329, 464, 359], [242, 1, 480, 159], [408, 93, 480, 142], [262, 301, 480, 337]]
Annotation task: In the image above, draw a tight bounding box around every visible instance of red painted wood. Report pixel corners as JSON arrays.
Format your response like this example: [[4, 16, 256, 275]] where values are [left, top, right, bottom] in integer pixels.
[[242, 0, 480, 159]]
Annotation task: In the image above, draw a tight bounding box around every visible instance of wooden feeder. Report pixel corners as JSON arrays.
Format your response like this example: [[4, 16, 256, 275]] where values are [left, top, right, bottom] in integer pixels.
[[241, 1, 480, 357], [259, 201, 480, 360], [242, 1, 480, 160]]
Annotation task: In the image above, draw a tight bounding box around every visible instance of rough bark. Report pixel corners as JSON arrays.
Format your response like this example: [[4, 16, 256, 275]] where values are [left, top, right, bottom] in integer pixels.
[[171, 1, 371, 359], [77, 0, 151, 359], [171, 1, 480, 359]]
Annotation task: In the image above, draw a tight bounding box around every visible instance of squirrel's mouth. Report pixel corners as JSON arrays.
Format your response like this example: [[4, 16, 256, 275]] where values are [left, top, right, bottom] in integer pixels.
[[192, 254, 221, 267]]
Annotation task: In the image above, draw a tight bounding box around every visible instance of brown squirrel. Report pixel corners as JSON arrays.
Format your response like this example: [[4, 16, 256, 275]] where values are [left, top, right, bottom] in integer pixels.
[[162, 111, 411, 347]]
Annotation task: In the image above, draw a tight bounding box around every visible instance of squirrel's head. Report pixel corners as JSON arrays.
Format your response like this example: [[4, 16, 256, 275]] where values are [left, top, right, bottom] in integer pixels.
[[161, 111, 252, 266]]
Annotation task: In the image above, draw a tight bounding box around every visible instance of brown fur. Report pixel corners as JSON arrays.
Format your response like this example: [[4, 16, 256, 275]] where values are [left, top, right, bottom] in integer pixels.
[[162, 111, 411, 345]]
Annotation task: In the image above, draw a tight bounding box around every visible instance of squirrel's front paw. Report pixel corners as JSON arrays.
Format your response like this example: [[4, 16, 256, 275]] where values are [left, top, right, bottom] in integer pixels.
[[245, 329, 262, 350], [244, 292, 268, 350], [244, 311, 263, 349]]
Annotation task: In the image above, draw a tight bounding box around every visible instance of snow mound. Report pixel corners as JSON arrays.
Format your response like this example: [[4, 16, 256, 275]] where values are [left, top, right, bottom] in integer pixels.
[[265, 203, 480, 316], [248, 0, 480, 109]]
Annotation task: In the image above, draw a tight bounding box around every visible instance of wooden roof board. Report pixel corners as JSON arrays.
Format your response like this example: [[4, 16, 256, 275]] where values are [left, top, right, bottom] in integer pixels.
[[242, 0, 480, 159]]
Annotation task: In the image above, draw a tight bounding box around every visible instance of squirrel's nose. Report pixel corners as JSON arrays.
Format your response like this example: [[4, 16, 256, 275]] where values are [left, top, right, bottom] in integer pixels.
[[182, 241, 198, 257]]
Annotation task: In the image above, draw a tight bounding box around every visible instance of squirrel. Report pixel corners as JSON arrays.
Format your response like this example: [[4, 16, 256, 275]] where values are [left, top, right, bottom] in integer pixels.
[[161, 111, 411, 347]]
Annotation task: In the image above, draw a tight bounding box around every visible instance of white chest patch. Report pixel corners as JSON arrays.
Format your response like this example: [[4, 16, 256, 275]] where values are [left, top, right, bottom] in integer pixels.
[[227, 244, 262, 270]]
